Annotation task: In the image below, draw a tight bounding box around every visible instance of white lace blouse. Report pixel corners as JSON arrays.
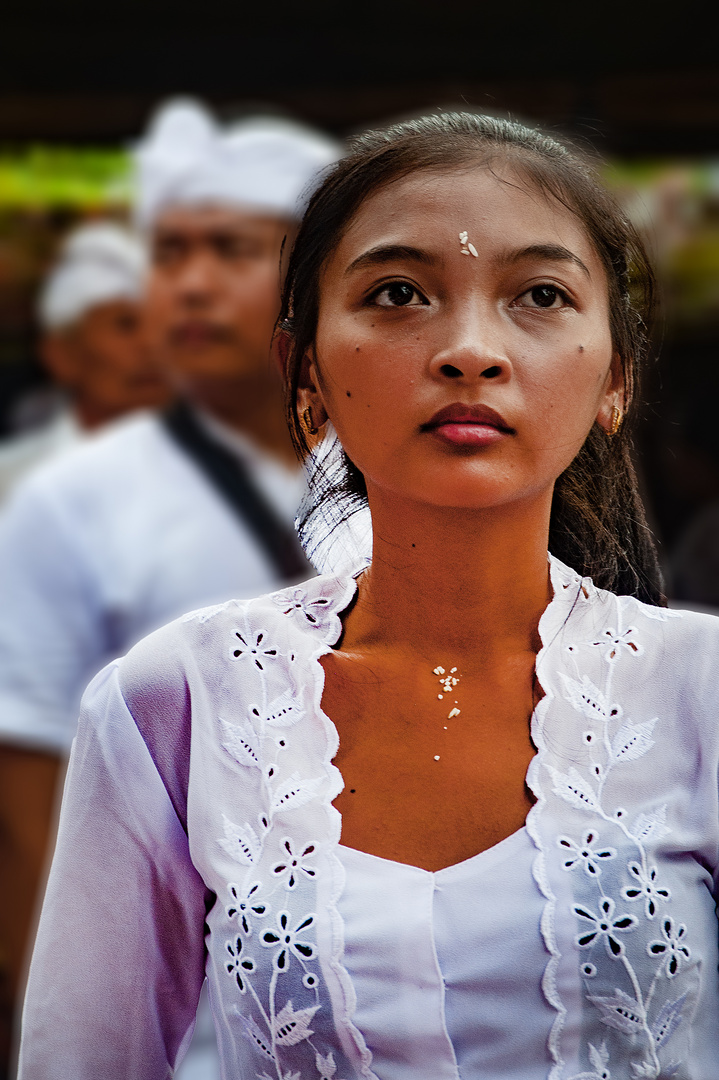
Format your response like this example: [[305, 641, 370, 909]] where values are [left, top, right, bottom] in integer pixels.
[[18, 556, 719, 1079]]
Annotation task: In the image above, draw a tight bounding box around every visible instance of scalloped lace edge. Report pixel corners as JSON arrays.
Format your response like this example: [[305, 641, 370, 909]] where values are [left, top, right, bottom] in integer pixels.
[[307, 556, 580, 1080], [309, 574, 380, 1080], [527, 554, 590, 1078]]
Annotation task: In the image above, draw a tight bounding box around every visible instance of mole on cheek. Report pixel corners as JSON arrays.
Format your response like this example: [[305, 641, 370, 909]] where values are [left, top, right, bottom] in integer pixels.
[[578, 345, 585, 353], [346, 391, 352, 397]]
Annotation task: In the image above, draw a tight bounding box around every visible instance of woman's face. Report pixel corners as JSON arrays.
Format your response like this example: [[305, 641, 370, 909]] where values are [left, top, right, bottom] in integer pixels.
[[303, 165, 621, 513]]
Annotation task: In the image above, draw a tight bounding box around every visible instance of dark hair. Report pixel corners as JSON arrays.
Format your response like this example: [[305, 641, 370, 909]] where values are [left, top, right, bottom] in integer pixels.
[[280, 111, 664, 605]]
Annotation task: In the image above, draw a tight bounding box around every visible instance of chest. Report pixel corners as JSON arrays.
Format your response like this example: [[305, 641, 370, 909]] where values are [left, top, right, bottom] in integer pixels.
[[320, 651, 538, 870], [195, 577, 719, 1080]]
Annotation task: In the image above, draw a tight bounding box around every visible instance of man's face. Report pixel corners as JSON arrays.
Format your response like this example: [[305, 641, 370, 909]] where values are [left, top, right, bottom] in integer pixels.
[[42, 298, 168, 427], [145, 205, 293, 394]]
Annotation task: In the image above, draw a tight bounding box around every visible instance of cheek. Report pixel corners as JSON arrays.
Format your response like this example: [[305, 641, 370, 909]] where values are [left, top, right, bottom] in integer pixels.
[[233, 264, 279, 311], [530, 335, 612, 408], [111, 343, 140, 374], [523, 351, 613, 465], [317, 342, 396, 423], [146, 284, 174, 333], [316, 310, 420, 404]]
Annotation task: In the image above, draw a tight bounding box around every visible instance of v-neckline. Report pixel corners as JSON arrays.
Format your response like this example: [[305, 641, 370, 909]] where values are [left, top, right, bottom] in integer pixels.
[[310, 553, 577, 874], [337, 824, 531, 879]]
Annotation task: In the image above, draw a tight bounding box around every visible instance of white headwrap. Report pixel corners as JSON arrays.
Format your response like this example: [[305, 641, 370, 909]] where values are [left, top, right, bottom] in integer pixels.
[[133, 99, 341, 230], [37, 222, 147, 332]]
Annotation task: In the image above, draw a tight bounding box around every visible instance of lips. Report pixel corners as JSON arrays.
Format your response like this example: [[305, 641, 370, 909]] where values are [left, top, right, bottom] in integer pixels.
[[423, 402, 514, 432], [170, 322, 232, 347], [421, 402, 514, 448]]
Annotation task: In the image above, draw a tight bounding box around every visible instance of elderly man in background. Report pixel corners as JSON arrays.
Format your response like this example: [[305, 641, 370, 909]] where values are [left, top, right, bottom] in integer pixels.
[[0, 222, 166, 503], [0, 100, 339, 1078]]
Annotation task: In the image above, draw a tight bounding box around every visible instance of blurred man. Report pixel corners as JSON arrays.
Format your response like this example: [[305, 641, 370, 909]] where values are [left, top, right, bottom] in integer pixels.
[[0, 100, 338, 1077], [0, 222, 167, 502]]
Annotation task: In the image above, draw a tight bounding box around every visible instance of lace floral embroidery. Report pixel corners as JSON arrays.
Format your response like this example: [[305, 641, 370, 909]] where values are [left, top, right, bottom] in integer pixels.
[[273, 588, 337, 636], [272, 839, 318, 890], [541, 578, 698, 1080], [622, 864, 670, 920], [558, 831, 616, 877], [214, 579, 375, 1080], [193, 560, 708, 1080]]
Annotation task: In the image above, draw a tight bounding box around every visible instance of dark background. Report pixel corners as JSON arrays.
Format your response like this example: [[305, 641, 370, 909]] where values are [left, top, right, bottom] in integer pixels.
[[1, 0, 718, 599], [1, 1, 717, 152]]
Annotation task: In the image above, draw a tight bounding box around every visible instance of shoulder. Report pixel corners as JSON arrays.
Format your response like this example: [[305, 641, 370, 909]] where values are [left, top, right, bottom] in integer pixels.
[[118, 572, 357, 716], [39, 410, 160, 480], [551, 554, 719, 685], [0, 411, 75, 500], [618, 593, 719, 699], [552, 555, 719, 642], [2, 412, 164, 511], [606, 585, 719, 654], [115, 574, 356, 821], [575, 571, 719, 721], [546, 561, 719, 779]]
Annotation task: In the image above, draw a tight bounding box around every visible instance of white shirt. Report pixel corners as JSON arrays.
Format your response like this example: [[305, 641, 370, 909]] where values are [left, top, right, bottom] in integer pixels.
[[18, 557, 719, 1079], [0, 407, 81, 504], [0, 409, 305, 753]]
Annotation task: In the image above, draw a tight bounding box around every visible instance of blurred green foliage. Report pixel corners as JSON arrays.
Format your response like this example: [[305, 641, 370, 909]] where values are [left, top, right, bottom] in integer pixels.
[[604, 159, 719, 334], [0, 147, 131, 208]]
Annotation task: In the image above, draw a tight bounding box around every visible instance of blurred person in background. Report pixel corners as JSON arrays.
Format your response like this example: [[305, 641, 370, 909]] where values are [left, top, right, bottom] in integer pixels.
[[0, 222, 166, 503], [0, 99, 339, 1078]]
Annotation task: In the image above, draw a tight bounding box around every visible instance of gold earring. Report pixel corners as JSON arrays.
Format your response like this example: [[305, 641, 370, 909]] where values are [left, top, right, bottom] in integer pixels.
[[301, 407, 318, 437], [609, 405, 623, 437]]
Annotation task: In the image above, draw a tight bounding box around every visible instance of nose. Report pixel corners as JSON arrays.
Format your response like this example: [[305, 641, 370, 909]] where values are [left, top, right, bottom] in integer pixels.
[[175, 251, 221, 305], [429, 304, 511, 382]]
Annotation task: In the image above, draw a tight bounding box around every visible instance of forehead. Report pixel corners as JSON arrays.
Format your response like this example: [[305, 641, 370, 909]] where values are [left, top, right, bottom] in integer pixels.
[[152, 205, 291, 240], [335, 165, 599, 270]]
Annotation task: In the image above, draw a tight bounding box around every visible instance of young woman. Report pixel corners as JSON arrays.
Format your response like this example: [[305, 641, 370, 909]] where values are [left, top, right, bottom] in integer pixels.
[[19, 114, 719, 1080]]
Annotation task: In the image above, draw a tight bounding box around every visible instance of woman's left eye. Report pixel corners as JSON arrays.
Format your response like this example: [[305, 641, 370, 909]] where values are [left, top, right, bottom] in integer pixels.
[[368, 282, 427, 308], [515, 284, 570, 310]]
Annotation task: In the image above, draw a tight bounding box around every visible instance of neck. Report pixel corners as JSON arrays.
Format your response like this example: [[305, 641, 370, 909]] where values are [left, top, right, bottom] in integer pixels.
[[73, 400, 119, 431], [187, 369, 297, 466], [344, 488, 554, 662]]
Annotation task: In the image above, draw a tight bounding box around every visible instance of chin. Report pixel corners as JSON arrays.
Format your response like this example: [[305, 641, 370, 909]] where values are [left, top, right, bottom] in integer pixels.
[[384, 480, 521, 513], [173, 356, 236, 379], [174, 363, 263, 396], [404, 467, 522, 509]]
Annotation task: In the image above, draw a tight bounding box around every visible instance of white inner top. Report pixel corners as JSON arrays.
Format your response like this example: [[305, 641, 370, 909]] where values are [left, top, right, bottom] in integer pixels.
[[337, 828, 555, 1080]]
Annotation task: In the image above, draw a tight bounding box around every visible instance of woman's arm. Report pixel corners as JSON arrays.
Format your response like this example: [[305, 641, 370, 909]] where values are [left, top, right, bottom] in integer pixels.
[[0, 745, 61, 1068], [17, 662, 209, 1079]]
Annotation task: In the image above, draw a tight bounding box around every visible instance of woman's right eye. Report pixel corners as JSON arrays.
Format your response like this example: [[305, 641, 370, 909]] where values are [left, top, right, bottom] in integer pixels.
[[367, 282, 427, 308]]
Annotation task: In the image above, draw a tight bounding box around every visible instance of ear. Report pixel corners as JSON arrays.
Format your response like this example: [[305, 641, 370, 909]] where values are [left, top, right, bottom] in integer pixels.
[[271, 327, 291, 377], [596, 351, 626, 433], [296, 346, 329, 430]]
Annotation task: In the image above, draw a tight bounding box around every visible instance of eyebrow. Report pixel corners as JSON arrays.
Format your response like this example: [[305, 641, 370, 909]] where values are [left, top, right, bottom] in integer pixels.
[[344, 243, 439, 276], [503, 243, 591, 277]]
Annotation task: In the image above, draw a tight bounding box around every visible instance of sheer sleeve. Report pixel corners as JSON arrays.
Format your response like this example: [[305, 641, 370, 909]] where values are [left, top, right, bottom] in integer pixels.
[[17, 661, 209, 1079]]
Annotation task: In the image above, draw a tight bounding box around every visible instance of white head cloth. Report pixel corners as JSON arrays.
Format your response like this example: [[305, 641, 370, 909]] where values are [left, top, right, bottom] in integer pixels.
[[37, 222, 147, 332], [133, 99, 341, 230]]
